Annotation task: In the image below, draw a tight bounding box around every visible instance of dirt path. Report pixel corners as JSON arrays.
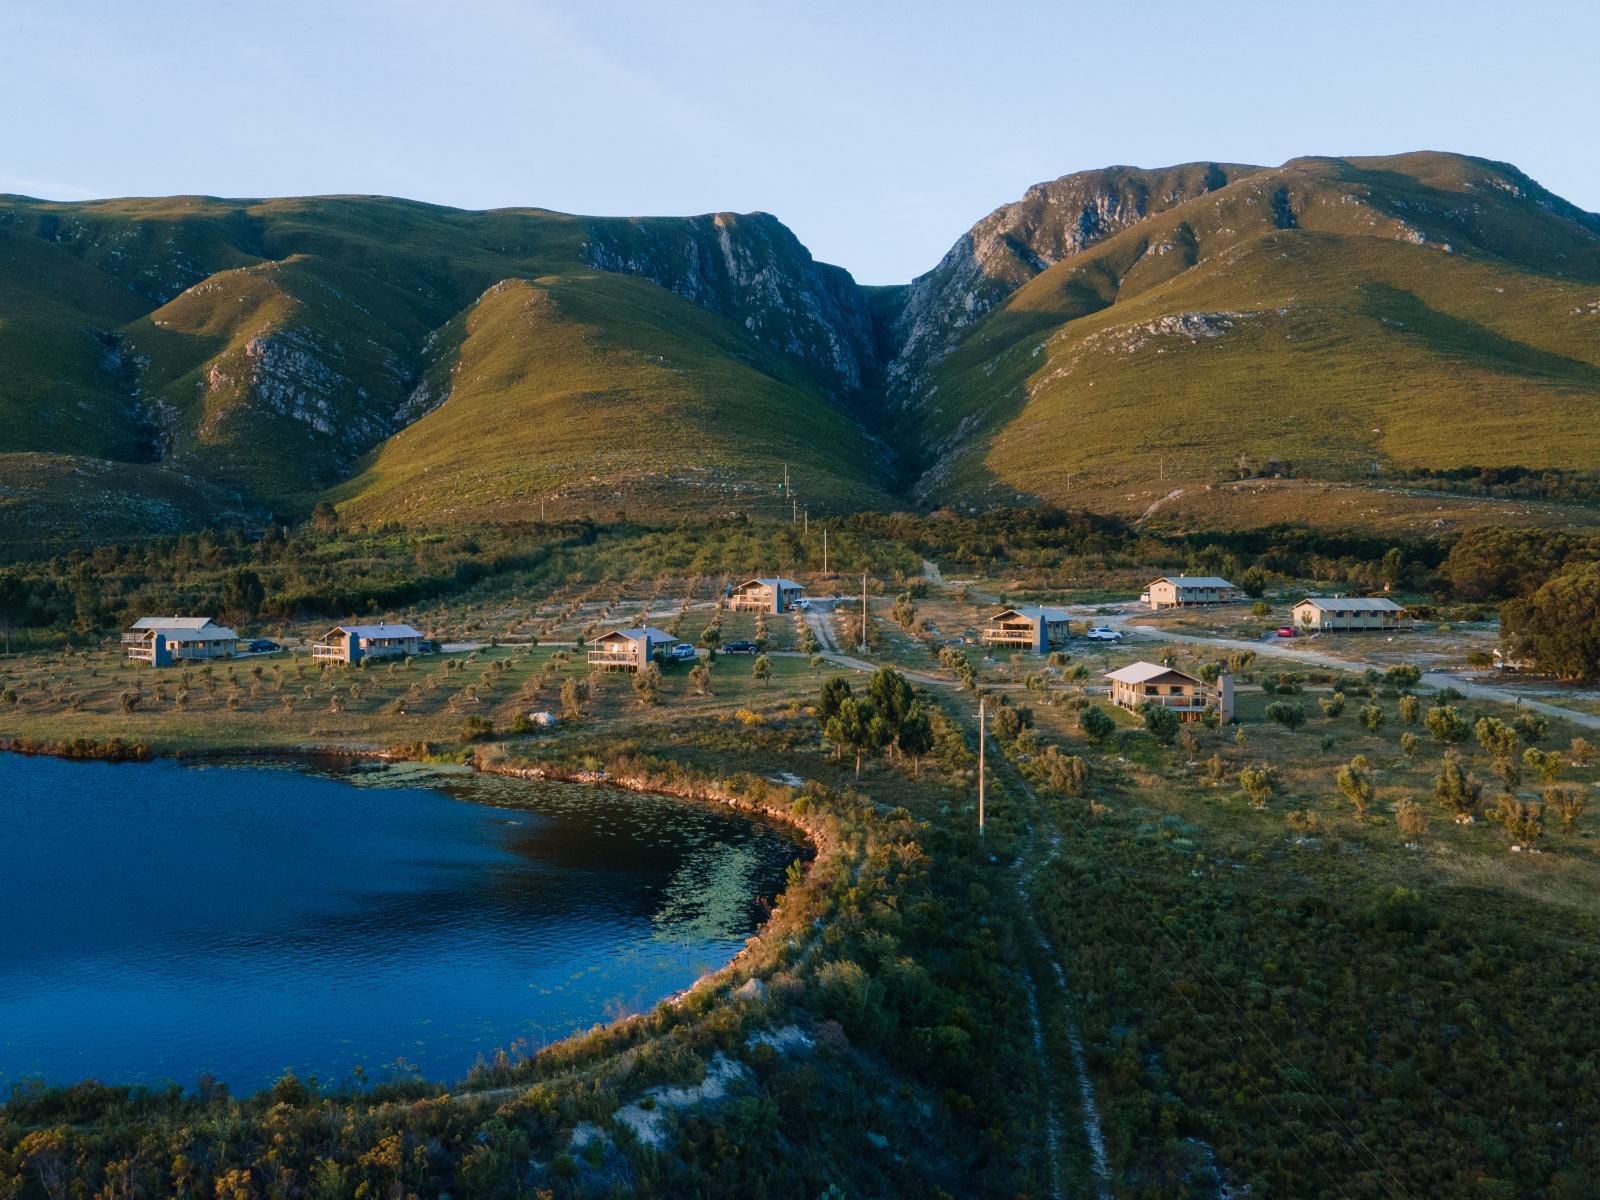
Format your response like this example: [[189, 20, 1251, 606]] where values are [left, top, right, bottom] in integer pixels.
[[1100, 611, 1600, 731], [1134, 488, 1185, 526], [805, 607, 840, 654]]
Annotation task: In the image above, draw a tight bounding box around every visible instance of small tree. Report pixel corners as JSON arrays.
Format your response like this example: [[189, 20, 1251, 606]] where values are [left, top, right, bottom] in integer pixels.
[[1424, 705, 1468, 744], [1264, 700, 1307, 731], [826, 697, 887, 776], [1239, 763, 1276, 808], [1434, 749, 1483, 818], [1336, 755, 1375, 820], [1475, 716, 1523, 788], [1399, 694, 1420, 724], [461, 715, 494, 742], [560, 677, 586, 722], [752, 655, 772, 687], [1385, 663, 1422, 690], [633, 662, 662, 706], [1513, 711, 1548, 745], [818, 676, 854, 723], [1204, 752, 1226, 784], [1078, 704, 1116, 745], [1396, 798, 1428, 838], [1358, 703, 1385, 734], [1522, 746, 1563, 783], [1545, 785, 1586, 829], [1400, 731, 1420, 757], [1493, 794, 1544, 847], [1571, 736, 1596, 767], [1319, 691, 1346, 718], [897, 703, 935, 777], [689, 662, 714, 696], [1141, 702, 1180, 746]]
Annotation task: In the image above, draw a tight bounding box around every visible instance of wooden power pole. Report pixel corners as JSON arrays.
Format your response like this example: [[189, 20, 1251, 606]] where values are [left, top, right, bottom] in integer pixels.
[[859, 572, 868, 653]]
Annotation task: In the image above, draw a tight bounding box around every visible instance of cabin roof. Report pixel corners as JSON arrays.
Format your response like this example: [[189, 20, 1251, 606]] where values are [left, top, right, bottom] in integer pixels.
[[1150, 576, 1236, 589], [1294, 597, 1403, 612], [327, 623, 424, 639], [130, 616, 221, 631], [733, 577, 804, 591], [1105, 661, 1201, 686], [598, 626, 676, 643], [992, 605, 1072, 622]]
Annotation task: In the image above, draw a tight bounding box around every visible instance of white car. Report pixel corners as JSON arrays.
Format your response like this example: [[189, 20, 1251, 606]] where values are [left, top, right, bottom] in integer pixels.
[[1085, 627, 1123, 642], [793, 598, 810, 611], [670, 642, 698, 661]]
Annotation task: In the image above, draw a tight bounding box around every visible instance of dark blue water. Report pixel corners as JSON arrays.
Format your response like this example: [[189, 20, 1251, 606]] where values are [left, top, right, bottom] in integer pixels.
[[0, 754, 801, 1095]]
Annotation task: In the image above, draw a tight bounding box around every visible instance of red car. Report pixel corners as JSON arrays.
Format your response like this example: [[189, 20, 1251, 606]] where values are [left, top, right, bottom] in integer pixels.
[[1276, 626, 1298, 638]]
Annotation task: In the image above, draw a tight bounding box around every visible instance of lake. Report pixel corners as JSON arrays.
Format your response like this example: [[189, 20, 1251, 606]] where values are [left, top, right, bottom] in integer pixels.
[[0, 753, 802, 1095]]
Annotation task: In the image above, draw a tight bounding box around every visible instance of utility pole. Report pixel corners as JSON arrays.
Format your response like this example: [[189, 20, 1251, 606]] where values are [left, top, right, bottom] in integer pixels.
[[802, 506, 808, 534], [859, 572, 868, 653], [792, 494, 797, 525], [540, 496, 546, 522], [823, 527, 829, 574], [978, 698, 986, 842]]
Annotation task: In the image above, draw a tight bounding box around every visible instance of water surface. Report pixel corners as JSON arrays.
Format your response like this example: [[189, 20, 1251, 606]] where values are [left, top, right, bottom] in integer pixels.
[[0, 754, 801, 1094]]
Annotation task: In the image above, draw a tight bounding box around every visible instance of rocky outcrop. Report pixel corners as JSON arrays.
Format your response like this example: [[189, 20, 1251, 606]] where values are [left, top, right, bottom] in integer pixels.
[[581, 212, 876, 395], [882, 162, 1258, 402]]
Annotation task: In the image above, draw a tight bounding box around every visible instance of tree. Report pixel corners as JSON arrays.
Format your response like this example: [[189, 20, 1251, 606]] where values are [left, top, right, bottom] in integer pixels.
[[1523, 746, 1563, 783], [1424, 705, 1468, 743], [689, 662, 714, 696], [826, 697, 887, 776], [897, 703, 935, 776], [1493, 794, 1544, 847], [1501, 560, 1600, 680], [560, 677, 586, 722], [1475, 717, 1522, 788], [698, 625, 722, 653], [1400, 731, 1420, 757], [1546, 785, 1587, 829], [1141, 702, 1180, 746], [1336, 755, 1375, 820], [461, 715, 494, 742], [1239, 763, 1276, 808], [1399, 694, 1420, 724], [1396, 798, 1428, 838], [633, 662, 662, 706], [1434, 749, 1483, 817], [818, 676, 854, 723], [222, 569, 266, 621], [1241, 566, 1268, 598], [1385, 663, 1421, 689], [1078, 704, 1115, 745], [1513, 711, 1548, 745], [868, 667, 915, 749], [1358, 703, 1385, 734], [1381, 546, 1406, 589], [1264, 700, 1307, 731], [1319, 691, 1346, 718], [751, 655, 772, 687]]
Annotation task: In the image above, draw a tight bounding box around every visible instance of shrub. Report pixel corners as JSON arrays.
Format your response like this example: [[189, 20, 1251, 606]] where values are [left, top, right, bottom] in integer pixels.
[[1493, 794, 1544, 846], [1141, 703, 1180, 746], [1434, 749, 1483, 817], [1396, 798, 1428, 837], [1513, 711, 1548, 745], [1571, 736, 1595, 767], [1336, 756, 1375, 820], [1078, 704, 1116, 745], [1522, 747, 1562, 783], [1400, 732, 1419, 757], [1399, 694, 1420, 724], [461, 715, 494, 742], [1319, 691, 1346, 718], [1264, 701, 1307, 731], [1358, 703, 1385, 734], [1546, 785, 1587, 828], [1424, 705, 1468, 743], [1385, 664, 1422, 689], [1239, 763, 1276, 808]]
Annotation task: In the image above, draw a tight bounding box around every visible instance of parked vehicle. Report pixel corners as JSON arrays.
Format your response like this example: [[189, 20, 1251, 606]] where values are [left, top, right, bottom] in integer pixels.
[[723, 640, 757, 654], [1276, 626, 1298, 638], [670, 642, 698, 661], [1086, 627, 1122, 642], [247, 639, 280, 653]]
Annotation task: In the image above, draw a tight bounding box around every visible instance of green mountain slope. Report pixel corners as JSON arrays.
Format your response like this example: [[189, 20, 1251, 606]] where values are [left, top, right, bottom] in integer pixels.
[[2, 151, 1598, 542], [908, 153, 1600, 519]]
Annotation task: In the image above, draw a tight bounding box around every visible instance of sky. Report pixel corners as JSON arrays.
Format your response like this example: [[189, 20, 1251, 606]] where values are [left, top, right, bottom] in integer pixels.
[[3, 0, 1596, 284]]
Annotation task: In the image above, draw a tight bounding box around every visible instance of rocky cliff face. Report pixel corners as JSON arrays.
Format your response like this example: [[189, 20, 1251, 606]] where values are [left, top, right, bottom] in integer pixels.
[[580, 211, 877, 396], [881, 162, 1258, 401]]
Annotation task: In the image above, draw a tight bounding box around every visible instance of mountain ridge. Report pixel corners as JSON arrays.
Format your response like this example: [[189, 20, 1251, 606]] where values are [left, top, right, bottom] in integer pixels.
[[3, 150, 1598, 547]]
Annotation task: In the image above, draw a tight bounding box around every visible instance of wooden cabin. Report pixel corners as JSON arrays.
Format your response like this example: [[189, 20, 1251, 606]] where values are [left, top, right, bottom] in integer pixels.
[[727, 577, 806, 614], [312, 623, 425, 664], [587, 627, 676, 671], [124, 617, 239, 667], [980, 606, 1071, 654], [1144, 576, 1243, 610], [1105, 661, 1233, 723], [1291, 597, 1404, 632]]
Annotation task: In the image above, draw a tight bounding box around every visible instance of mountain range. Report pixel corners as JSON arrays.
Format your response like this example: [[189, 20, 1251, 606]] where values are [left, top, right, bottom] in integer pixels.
[[3, 150, 1599, 547]]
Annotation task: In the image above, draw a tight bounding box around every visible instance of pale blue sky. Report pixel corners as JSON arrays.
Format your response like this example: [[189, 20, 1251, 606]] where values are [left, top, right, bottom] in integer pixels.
[[3, 1, 1595, 284]]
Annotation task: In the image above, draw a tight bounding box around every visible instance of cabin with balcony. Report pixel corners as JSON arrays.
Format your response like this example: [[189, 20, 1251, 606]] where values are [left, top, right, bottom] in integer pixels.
[[312, 623, 425, 664], [124, 617, 240, 667], [1144, 576, 1243, 610], [980, 606, 1071, 654], [727, 577, 806, 614], [587, 627, 676, 671], [1105, 661, 1233, 722], [1291, 597, 1404, 632]]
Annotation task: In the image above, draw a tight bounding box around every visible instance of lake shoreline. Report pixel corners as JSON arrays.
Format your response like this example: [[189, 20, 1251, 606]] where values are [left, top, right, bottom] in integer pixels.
[[0, 739, 826, 1103]]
